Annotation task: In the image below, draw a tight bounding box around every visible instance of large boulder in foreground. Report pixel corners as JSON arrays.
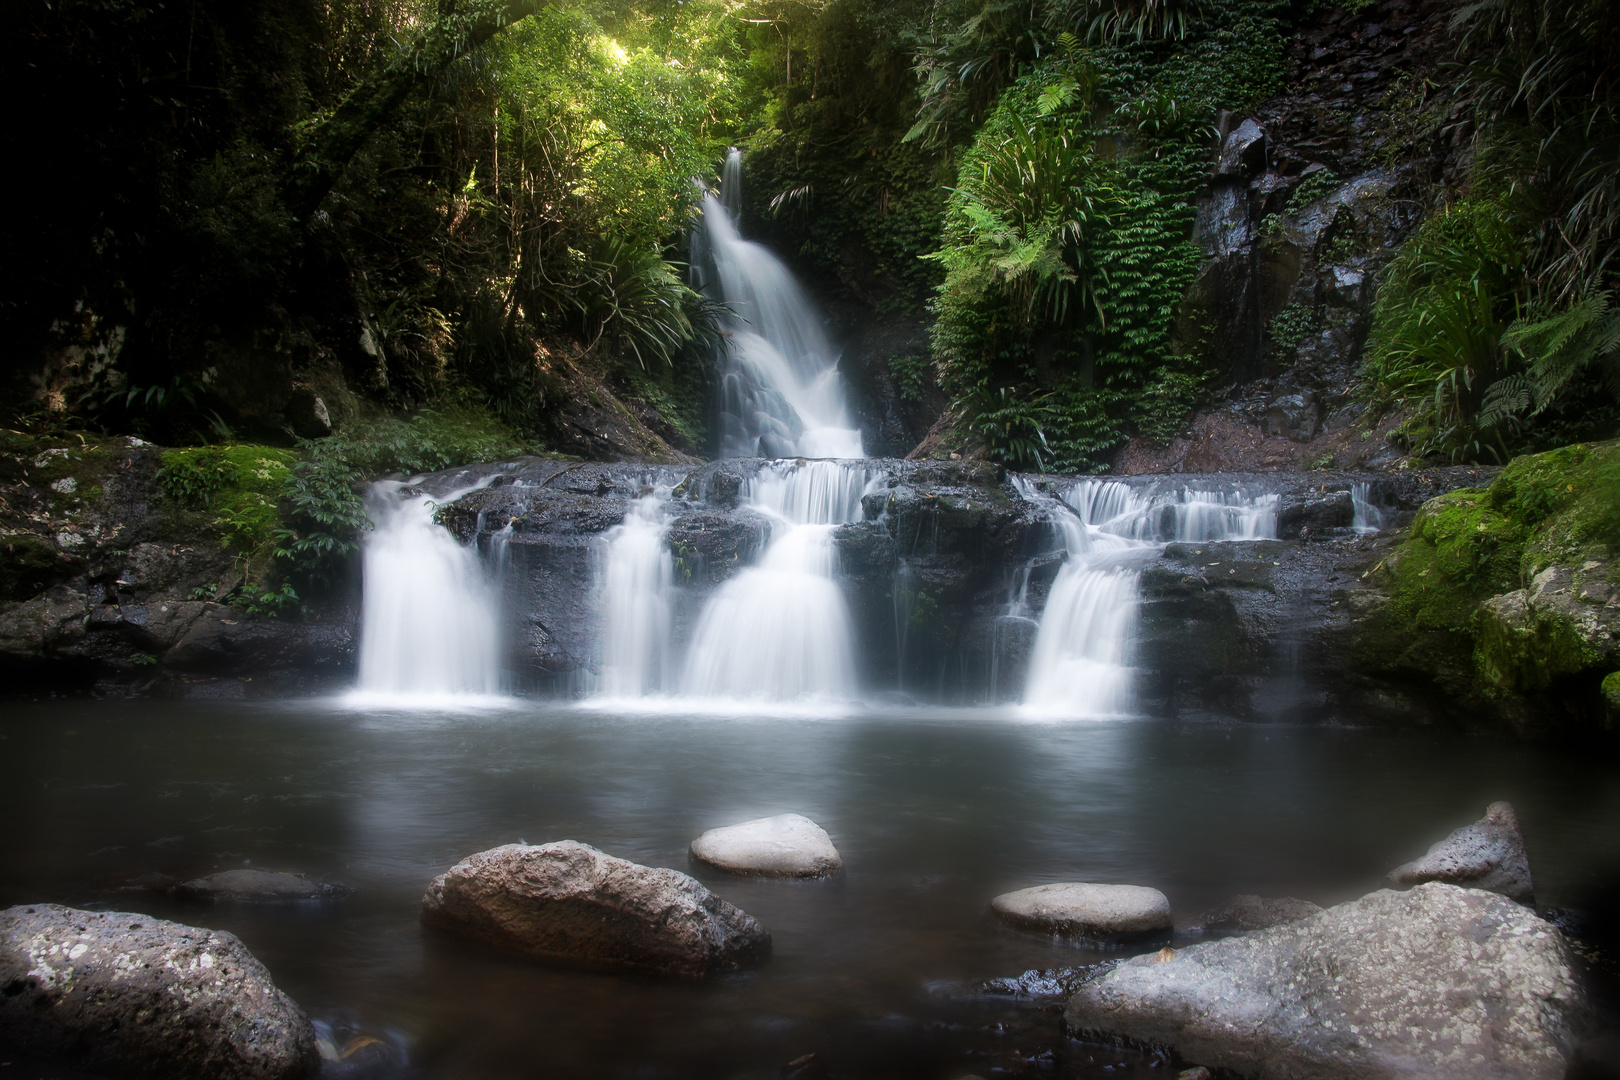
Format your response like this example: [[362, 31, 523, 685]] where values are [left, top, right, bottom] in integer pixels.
[[690, 813, 843, 877], [0, 903, 318, 1080], [421, 840, 770, 979], [1388, 800, 1534, 904], [1066, 884, 1582, 1080], [991, 883, 1171, 940]]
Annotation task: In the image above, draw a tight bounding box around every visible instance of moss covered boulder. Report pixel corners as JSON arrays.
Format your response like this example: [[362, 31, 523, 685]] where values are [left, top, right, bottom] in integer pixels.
[[1350, 440, 1619, 732]]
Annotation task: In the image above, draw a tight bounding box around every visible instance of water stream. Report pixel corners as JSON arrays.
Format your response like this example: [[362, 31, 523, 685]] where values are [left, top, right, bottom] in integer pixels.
[[699, 149, 863, 460], [352, 481, 504, 705]]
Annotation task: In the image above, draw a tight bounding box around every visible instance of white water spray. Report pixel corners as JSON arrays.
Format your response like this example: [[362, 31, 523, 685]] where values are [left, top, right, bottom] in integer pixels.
[[594, 491, 676, 698], [1351, 481, 1384, 534], [1019, 478, 1279, 716], [353, 481, 503, 703], [699, 149, 863, 459], [682, 460, 870, 702]]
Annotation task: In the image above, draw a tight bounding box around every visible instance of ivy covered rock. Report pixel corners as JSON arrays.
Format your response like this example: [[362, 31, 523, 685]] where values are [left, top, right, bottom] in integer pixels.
[[1348, 440, 1619, 732]]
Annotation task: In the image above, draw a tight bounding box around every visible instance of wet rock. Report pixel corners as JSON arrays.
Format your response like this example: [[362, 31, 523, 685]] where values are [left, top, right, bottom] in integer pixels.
[[978, 961, 1118, 998], [0, 903, 318, 1080], [1262, 391, 1321, 442], [779, 1052, 830, 1080], [1388, 800, 1535, 905], [175, 869, 352, 903], [690, 813, 842, 877], [991, 883, 1172, 940], [1186, 894, 1322, 937], [420, 840, 770, 979], [1066, 883, 1582, 1080], [1217, 119, 1268, 178]]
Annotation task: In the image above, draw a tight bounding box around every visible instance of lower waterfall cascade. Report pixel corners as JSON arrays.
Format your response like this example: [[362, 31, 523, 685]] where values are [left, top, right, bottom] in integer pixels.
[[593, 489, 676, 698], [1019, 478, 1281, 716], [353, 480, 504, 702]]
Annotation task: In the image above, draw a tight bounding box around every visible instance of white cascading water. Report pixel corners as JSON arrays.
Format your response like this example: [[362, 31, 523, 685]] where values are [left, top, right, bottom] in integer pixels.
[[593, 490, 676, 698], [1351, 481, 1384, 534], [698, 149, 864, 459], [1020, 478, 1279, 716], [682, 460, 869, 702], [352, 481, 503, 703]]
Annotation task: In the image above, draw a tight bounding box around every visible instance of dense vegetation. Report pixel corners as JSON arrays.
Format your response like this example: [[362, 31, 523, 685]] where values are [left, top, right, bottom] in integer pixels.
[[4, 0, 1618, 478]]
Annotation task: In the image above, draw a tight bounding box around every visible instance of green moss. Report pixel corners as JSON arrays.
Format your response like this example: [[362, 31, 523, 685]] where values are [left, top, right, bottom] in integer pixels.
[[1361, 439, 1620, 711], [157, 445, 294, 555], [0, 533, 75, 603], [1604, 670, 1620, 713]]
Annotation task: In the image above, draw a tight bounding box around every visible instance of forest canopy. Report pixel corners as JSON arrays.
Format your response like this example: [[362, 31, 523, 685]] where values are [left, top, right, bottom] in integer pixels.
[[4, 0, 1618, 469]]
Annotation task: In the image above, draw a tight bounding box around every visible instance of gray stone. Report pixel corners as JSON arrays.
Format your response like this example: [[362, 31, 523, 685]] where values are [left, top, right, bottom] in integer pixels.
[[421, 840, 770, 979], [1066, 884, 1582, 1080], [1262, 391, 1321, 442], [1217, 119, 1267, 177], [690, 813, 842, 877], [990, 883, 1171, 939], [0, 903, 318, 1080], [1186, 894, 1322, 937], [175, 869, 352, 903], [1388, 800, 1534, 904]]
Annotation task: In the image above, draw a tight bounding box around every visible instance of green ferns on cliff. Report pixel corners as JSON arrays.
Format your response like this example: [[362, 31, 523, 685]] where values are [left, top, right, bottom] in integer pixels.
[[928, 0, 1290, 471]]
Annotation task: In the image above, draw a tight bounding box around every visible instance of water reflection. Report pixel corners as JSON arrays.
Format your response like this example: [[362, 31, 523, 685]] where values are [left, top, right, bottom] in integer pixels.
[[2, 700, 1618, 1078]]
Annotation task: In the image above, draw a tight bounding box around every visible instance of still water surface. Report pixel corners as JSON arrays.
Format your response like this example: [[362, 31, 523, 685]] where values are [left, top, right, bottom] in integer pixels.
[[4, 701, 1619, 1078]]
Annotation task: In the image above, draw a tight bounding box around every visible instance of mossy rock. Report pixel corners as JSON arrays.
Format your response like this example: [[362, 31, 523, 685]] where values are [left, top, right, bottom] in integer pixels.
[[156, 445, 295, 556], [1604, 671, 1620, 715], [1355, 439, 1620, 726], [0, 533, 80, 603]]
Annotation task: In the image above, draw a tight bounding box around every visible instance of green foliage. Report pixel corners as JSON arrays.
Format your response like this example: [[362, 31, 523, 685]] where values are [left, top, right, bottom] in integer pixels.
[[312, 408, 532, 478], [1267, 302, 1316, 357], [890, 354, 938, 403], [929, 0, 1287, 472], [157, 446, 296, 554], [1363, 199, 1528, 460]]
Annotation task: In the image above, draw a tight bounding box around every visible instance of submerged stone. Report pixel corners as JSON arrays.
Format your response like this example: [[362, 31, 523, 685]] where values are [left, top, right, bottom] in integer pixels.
[[1065, 883, 1582, 1080], [0, 903, 318, 1080], [1388, 800, 1535, 904], [990, 883, 1171, 939], [175, 868, 353, 903], [1185, 894, 1322, 937], [690, 813, 842, 877], [421, 840, 770, 979]]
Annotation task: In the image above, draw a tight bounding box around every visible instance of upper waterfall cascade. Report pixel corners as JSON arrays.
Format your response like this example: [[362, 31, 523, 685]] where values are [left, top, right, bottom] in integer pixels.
[[697, 149, 864, 460], [353, 480, 504, 702], [1020, 478, 1280, 715]]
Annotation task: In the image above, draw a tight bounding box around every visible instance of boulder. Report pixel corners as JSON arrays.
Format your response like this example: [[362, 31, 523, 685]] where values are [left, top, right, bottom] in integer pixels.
[[1217, 119, 1268, 178], [0, 903, 318, 1080], [990, 883, 1171, 940], [1388, 800, 1534, 904], [174, 869, 352, 903], [1186, 894, 1322, 937], [421, 840, 770, 979], [1066, 884, 1582, 1080], [690, 813, 842, 877]]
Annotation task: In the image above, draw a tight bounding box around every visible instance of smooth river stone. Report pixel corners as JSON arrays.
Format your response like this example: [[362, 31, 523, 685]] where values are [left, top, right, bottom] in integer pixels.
[[991, 883, 1172, 939], [690, 813, 842, 877], [1387, 799, 1534, 905], [421, 840, 770, 979]]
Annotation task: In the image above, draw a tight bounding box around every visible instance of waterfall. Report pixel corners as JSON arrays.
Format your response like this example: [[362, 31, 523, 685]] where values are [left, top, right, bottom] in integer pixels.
[[1018, 478, 1279, 716], [353, 481, 503, 703], [682, 460, 869, 702], [593, 491, 675, 698], [699, 149, 863, 460], [1351, 481, 1384, 534]]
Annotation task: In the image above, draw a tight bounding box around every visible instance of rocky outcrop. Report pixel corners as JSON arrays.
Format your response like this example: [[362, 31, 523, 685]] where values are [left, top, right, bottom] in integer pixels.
[[1065, 884, 1583, 1080], [1344, 440, 1619, 733], [1388, 801, 1534, 905], [990, 883, 1172, 941], [690, 814, 843, 877], [420, 840, 770, 979], [0, 903, 318, 1080]]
